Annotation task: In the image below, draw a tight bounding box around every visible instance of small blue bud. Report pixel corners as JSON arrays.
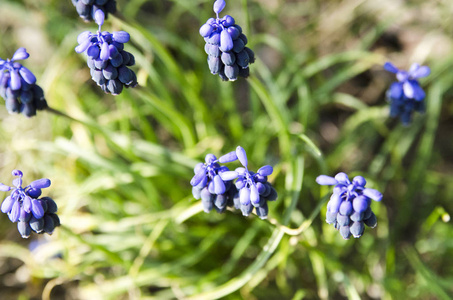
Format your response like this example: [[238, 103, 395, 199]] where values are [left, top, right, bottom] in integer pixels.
[[364, 212, 377, 228], [363, 188, 382, 202], [352, 195, 369, 213], [334, 172, 350, 184], [222, 15, 235, 27], [255, 201, 269, 219], [352, 176, 366, 187], [239, 187, 251, 205], [113, 31, 131, 43], [23, 196, 32, 213], [43, 214, 56, 234], [11, 48, 30, 61], [29, 178, 51, 189], [326, 211, 337, 224], [250, 184, 260, 205], [236, 146, 248, 167], [218, 151, 238, 163], [219, 171, 238, 181], [19, 67, 36, 84], [31, 198, 44, 219], [339, 225, 351, 239], [339, 200, 353, 216], [213, 175, 226, 194], [17, 221, 31, 238], [240, 202, 253, 217], [316, 175, 337, 186], [1, 196, 14, 213], [220, 30, 234, 52], [199, 24, 214, 38], [30, 215, 45, 233], [9, 201, 21, 223], [350, 221, 365, 238], [337, 214, 350, 227], [213, 0, 226, 14], [0, 183, 12, 192], [94, 9, 105, 26]]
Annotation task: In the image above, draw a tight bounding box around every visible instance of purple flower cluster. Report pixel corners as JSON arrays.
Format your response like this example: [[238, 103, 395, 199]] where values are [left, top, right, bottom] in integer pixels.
[[191, 146, 277, 219], [0, 48, 47, 117], [384, 62, 430, 125], [75, 10, 137, 95], [1, 170, 60, 238], [199, 0, 255, 81], [191, 154, 237, 213], [72, 0, 117, 22], [316, 172, 381, 239]]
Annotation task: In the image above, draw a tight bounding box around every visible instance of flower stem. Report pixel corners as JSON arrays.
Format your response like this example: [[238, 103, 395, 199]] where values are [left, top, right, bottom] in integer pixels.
[[45, 106, 81, 123], [267, 194, 329, 236]]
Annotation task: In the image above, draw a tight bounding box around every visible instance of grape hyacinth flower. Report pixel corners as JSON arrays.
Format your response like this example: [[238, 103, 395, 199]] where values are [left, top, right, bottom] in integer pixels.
[[384, 62, 430, 125], [72, 0, 117, 22], [199, 0, 255, 81], [316, 173, 382, 239], [75, 10, 138, 95], [1, 170, 60, 238], [0, 48, 48, 117], [190, 154, 237, 213], [219, 146, 277, 219]]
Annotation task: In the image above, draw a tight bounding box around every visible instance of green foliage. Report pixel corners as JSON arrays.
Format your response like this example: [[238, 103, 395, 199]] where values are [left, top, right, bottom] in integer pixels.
[[1, 0, 453, 299]]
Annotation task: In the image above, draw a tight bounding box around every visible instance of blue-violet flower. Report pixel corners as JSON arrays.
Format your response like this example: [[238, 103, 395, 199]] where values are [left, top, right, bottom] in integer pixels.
[[0, 48, 47, 117], [75, 10, 137, 95], [190, 153, 237, 213], [199, 0, 255, 81], [384, 62, 430, 125], [219, 146, 277, 219], [1, 170, 60, 238], [316, 172, 382, 239]]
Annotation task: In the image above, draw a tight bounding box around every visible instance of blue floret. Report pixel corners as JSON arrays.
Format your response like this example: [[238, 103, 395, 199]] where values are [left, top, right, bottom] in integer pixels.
[[0, 48, 48, 117], [75, 10, 138, 95], [316, 172, 381, 239], [384, 62, 430, 125], [199, 1, 255, 81], [1, 170, 60, 238]]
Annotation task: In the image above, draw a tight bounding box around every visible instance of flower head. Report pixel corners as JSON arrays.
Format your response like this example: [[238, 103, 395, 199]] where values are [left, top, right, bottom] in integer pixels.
[[1, 170, 60, 238], [384, 62, 430, 125], [75, 10, 138, 95], [199, 0, 255, 81], [316, 172, 381, 239], [218, 146, 277, 219], [72, 0, 117, 22], [190, 154, 237, 213], [190, 146, 277, 218], [0, 48, 47, 117]]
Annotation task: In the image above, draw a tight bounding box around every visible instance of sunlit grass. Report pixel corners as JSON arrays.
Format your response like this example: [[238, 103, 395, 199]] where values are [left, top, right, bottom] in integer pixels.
[[0, 0, 452, 299]]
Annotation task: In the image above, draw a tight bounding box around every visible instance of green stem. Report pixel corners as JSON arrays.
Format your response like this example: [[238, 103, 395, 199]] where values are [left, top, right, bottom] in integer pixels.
[[45, 106, 81, 123]]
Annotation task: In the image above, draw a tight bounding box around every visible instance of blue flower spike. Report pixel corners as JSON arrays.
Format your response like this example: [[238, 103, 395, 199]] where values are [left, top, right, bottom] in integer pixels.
[[384, 62, 430, 125], [190, 146, 278, 218], [0, 170, 60, 238], [230, 147, 277, 219], [200, 0, 255, 81], [0, 48, 48, 117], [72, 0, 117, 22], [190, 154, 237, 213], [75, 9, 138, 95], [316, 172, 381, 239]]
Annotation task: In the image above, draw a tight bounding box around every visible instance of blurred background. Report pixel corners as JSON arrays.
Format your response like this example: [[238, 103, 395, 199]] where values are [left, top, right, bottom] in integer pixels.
[[0, 0, 452, 299]]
